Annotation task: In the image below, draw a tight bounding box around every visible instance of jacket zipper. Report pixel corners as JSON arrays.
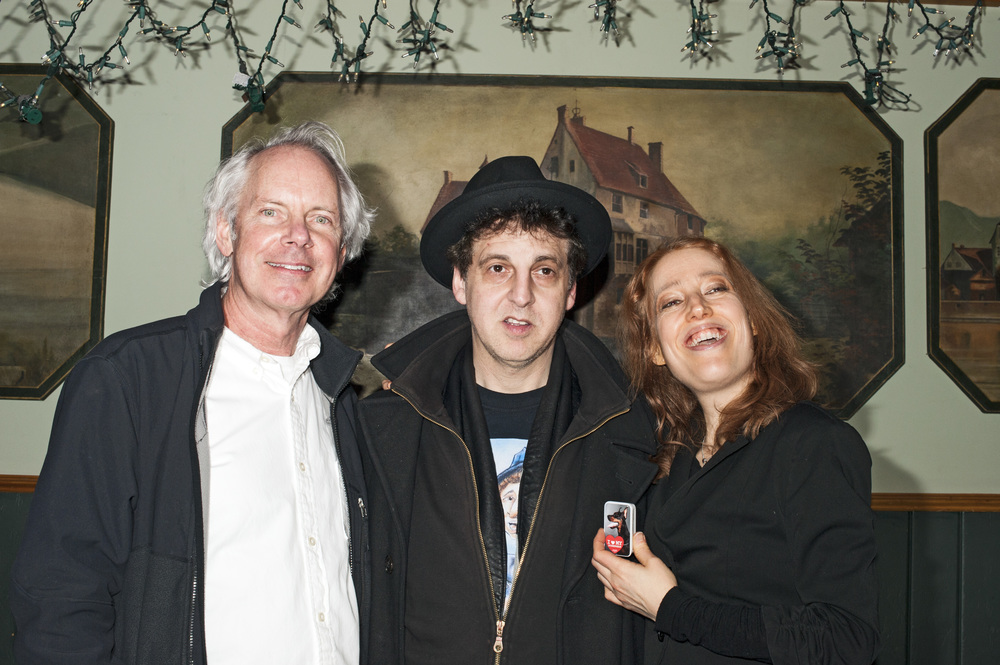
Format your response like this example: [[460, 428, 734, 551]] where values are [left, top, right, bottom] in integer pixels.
[[188, 569, 198, 665], [493, 619, 506, 654], [493, 407, 628, 664], [330, 392, 368, 616], [396, 389, 628, 663], [329, 395, 355, 579]]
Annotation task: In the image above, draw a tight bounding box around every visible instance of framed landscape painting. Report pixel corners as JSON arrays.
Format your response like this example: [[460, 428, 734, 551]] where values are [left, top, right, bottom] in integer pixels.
[[0, 64, 113, 399], [926, 77, 1000, 412], [223, 74, 902, 417]]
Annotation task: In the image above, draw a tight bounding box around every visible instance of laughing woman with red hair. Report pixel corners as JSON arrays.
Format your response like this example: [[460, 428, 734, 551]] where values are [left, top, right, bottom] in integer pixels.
[[592, 236, 879, 665]]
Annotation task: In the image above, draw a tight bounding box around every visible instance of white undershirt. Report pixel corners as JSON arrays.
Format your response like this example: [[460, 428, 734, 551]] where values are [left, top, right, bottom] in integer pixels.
[[203, 326, 359, 665]]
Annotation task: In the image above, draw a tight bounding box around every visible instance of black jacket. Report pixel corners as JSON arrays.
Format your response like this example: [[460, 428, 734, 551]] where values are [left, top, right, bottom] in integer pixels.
[[647, 402, 880, 665], [10, 283, 371, 665], [358, 310, 659, 665]]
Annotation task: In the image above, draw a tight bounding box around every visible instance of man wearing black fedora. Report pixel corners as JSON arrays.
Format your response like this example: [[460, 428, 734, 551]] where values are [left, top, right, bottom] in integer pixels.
[[357, 155, 659, 665]]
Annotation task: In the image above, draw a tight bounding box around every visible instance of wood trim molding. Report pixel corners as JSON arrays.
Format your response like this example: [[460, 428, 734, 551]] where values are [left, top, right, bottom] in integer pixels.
[[1, 476, 998, 512], [0, 475, 38, 493], [871, 493, 1000, 512]]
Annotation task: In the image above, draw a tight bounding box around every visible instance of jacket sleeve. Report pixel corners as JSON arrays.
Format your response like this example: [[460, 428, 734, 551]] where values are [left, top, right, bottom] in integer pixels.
[[10, 356, 138, 665], [761, 412, 880, 665], [655, 586, 771, 660]]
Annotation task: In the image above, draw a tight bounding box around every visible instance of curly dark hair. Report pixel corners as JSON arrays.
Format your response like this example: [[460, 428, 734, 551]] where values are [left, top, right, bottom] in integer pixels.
[[445, 198, 587, 283], [619, 236, 818, 478]]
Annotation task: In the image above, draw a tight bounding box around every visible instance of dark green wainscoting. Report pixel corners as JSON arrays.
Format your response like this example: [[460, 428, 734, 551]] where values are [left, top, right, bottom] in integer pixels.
[[1, 479, 998, 665], [1, 486, 31, 665], [873, 508, 1000, 665]]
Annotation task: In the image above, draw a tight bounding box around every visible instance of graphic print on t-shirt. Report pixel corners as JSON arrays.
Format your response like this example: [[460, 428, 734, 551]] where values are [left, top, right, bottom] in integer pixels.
[[494, 442, 525, 606], [480, 384, 541, 608]]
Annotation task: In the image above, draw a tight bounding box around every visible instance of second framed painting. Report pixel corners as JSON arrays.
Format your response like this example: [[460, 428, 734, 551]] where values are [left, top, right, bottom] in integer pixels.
[[926, 78, 1000, 413], [223, 74, 903, 418]]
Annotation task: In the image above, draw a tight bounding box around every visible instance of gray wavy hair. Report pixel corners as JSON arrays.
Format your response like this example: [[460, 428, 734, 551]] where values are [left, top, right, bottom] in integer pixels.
[[201, 121, 375, 297]]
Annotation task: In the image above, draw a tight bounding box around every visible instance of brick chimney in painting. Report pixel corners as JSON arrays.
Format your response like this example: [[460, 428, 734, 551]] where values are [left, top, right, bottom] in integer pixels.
[[648, 142, 663, 173]]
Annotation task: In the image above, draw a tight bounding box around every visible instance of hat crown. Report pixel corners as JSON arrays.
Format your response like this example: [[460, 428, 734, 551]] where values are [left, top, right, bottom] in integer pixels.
[[466, 156, 546, 193]]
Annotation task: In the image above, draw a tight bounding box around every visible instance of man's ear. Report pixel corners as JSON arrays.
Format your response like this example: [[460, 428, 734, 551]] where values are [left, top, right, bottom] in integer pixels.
[[564, 281, 577, 312], [215, 214, 234, 257], [452, 266, 467, 305]]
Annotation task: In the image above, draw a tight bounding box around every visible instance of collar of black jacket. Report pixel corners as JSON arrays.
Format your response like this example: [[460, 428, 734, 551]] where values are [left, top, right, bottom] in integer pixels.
[[193, 281, 361, 399], [371, 309, 639, 442]]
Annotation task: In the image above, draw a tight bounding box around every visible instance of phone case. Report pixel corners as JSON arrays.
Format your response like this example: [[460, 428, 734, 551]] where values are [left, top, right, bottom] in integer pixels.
[[603, 500, 636, 557]]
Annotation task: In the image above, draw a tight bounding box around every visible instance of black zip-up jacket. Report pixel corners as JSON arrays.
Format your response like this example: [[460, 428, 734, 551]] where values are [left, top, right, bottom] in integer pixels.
[[358, 310, 659, 665], [10, 283, 371, 665], [647, 402, 879, 664]]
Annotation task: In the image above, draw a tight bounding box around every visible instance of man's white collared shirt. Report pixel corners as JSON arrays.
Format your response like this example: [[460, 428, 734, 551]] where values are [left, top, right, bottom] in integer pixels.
[[203, 326, 359, 665]]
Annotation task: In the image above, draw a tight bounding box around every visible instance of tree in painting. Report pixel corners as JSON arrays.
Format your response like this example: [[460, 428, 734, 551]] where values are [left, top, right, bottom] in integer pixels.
[[717, 151, 893, 408]]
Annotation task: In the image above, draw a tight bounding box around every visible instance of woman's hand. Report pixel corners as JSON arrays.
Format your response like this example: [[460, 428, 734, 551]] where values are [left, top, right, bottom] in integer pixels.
[[591, 529, 678, 621]]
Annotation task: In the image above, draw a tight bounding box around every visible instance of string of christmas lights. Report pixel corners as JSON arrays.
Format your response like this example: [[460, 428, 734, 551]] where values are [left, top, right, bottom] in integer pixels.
[[825, 0, 984, 109], [682, 0, 718, 60], [590, 0, 623, 45], [397, 0, 453, 68], [503, 1, 551, 42], [6, 0, 403, 122], [0, 0, 992, 123], [232, 0, 302, 112], [751, 0, 807, 73], [829, 0, 911, 109], [910, 0, 984, 59]]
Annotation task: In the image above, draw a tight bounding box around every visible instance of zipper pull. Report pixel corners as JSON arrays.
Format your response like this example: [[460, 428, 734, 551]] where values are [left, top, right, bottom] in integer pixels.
[[357, 496, 367, 518], [493, 619, 505, 653]]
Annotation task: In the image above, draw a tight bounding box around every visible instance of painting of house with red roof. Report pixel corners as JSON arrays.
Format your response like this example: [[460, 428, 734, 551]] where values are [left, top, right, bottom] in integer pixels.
[[940, 228, 1000, 301], [227, 75, 902, 414], [934, 218, 1000, 405]]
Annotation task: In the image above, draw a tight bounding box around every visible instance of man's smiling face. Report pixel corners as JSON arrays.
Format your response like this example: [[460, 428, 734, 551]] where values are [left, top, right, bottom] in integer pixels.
[[217, 145, 346, 328]]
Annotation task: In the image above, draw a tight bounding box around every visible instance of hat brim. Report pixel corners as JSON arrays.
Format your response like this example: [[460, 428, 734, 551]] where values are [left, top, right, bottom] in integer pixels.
[[420, 179, 612, 288]]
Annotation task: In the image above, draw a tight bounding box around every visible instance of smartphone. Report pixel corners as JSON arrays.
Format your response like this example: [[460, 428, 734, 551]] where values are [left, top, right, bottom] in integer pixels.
[[603, 500, 636, 558]]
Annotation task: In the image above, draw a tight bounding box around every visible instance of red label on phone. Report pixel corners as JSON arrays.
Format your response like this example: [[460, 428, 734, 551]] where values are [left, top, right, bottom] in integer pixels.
[[606, 535, 624, 554]]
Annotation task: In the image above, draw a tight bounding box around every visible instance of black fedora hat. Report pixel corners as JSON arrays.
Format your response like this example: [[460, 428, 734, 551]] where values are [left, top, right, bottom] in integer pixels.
[[420, 156, 612, 288]]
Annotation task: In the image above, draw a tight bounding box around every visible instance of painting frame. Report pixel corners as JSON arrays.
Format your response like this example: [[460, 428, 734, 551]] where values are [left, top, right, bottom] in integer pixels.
[[925, 77, 1000, 413], [0, 63, 113, 400], [222, 73, 903, 418]]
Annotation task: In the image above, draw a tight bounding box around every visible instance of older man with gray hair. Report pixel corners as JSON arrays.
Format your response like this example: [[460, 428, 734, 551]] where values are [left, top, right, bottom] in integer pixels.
[[11, 121, 374, 665]]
